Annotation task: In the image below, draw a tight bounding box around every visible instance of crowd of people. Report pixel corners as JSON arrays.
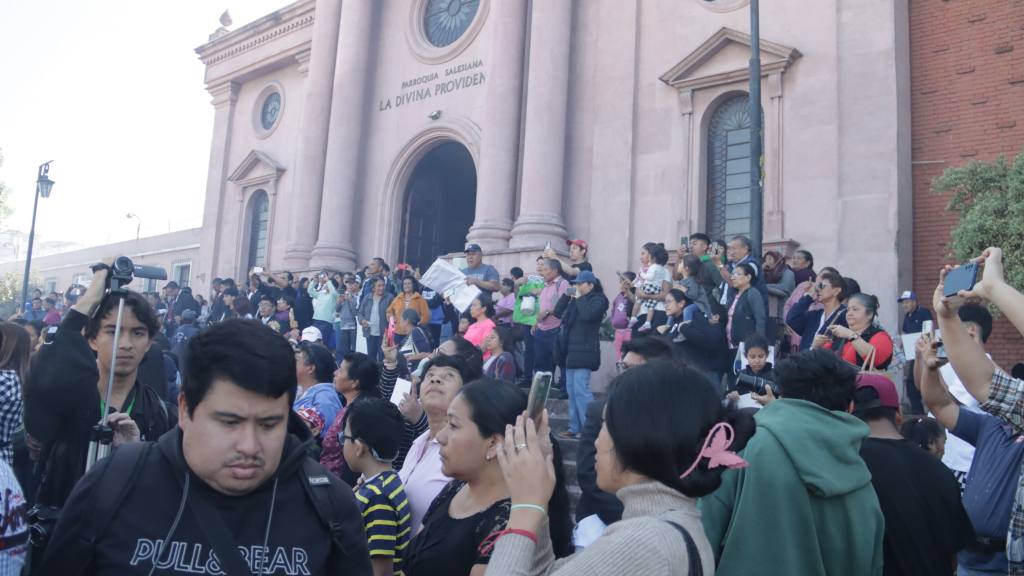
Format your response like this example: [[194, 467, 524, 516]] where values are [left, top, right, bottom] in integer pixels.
[[0, 234, 1022, 576]]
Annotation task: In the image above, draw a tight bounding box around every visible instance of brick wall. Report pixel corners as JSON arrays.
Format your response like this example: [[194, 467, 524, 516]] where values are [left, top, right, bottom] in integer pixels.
[[910, 0, 1024, 368]]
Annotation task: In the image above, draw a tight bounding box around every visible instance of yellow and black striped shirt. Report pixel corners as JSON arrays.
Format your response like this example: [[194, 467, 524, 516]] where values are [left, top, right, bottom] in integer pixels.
[[355, 471, 411, 575]]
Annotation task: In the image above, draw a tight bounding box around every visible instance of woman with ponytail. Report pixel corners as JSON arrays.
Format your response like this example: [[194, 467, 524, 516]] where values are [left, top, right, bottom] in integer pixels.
[[827, 292, 895, 369], [484, 361, 755, 575]]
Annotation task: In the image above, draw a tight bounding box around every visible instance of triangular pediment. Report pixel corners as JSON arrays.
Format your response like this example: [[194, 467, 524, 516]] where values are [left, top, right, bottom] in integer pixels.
[[660, 27, 801, 91], [227, 150, 285, 185]]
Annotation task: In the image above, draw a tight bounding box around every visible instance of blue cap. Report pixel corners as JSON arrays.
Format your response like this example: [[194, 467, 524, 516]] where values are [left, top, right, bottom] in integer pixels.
[[897, 290, 917, 302], [464, 243, 483, 253], [573, 270, 598, 284]]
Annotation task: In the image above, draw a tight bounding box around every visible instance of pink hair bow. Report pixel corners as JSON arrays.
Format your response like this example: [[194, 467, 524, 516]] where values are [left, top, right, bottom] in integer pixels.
[[680, 422, 749, 480]]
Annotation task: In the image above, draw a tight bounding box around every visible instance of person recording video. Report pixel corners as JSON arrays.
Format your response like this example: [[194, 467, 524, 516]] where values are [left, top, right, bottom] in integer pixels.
[[23, 261, 177, 560]]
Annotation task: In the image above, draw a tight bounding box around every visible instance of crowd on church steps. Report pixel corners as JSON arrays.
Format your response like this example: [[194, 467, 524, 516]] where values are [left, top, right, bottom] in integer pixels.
[[2, 234, 1024, 576]]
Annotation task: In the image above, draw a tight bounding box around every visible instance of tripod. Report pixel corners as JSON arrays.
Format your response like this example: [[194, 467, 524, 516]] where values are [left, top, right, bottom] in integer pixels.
[[85, 294, 127, 473], [82, 256, 165, 472]]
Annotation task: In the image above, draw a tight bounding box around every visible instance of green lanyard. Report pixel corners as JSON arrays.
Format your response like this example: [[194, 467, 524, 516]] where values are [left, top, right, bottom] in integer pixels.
[[100, 391, 136, 417]]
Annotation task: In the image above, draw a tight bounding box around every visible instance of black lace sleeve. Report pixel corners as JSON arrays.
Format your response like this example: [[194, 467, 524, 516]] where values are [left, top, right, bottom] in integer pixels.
[[473, 498, 512, 565]]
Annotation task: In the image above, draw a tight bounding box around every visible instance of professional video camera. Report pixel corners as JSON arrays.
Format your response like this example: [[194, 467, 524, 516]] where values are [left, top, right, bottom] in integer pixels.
[[85, 256, 166, 472], [735, 372, 781, 398]]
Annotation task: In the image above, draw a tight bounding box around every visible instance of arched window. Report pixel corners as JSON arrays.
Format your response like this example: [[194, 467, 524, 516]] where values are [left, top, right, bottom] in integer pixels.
[[706, 94, 755, 240], [247, 190, 270, 270]]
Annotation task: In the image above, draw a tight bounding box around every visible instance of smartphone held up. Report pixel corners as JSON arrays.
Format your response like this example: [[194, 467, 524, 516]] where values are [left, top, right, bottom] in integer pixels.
[[943, 262, 979, 298], [527, 372, 553, 423]]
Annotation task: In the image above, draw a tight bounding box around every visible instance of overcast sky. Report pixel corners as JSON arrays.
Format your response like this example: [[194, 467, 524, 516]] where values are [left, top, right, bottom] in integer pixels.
[[0, 0, 289, 248]]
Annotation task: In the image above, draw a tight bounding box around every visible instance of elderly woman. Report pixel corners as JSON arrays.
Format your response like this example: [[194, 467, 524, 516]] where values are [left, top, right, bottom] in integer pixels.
[[398, 354, 472, 533], [484, 361, 755, 575], [827, 293, 894, 369], [403, 381, 573, 575]]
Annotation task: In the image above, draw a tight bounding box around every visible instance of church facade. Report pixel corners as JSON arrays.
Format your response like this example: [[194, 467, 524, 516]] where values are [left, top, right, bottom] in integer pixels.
[[195, 0, 914, 325]]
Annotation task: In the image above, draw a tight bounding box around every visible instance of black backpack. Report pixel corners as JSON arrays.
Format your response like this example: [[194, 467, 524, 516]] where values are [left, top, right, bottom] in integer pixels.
[[35, 442, 357, 575]]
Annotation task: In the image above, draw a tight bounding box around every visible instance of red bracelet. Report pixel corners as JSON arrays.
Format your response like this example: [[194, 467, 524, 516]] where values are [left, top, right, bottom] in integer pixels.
[[478, 528, 539, 555], [505, 528, 538, 544]]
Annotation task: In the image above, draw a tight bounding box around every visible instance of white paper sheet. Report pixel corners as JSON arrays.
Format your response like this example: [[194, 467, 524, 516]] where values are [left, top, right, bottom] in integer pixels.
[[419, 258, 481, 313], [900, 330, 940, 356], [390, 378, 413, 407]]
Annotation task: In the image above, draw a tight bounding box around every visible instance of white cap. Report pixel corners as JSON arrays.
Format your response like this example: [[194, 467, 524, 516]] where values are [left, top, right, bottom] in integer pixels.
[[300, 326, 323, 343]]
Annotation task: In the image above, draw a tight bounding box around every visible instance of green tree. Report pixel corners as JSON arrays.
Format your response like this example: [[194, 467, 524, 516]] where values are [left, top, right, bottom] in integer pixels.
[[933, 151, 1024, 293]]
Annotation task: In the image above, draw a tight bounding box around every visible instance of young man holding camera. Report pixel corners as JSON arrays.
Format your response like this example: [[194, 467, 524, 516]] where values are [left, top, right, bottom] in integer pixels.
[[37, 318, 373, 575], [24, 263, 177, 557]]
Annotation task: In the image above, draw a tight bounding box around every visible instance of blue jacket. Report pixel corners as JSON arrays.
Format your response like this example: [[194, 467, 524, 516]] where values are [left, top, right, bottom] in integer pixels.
[[786, 295, 848, 350]]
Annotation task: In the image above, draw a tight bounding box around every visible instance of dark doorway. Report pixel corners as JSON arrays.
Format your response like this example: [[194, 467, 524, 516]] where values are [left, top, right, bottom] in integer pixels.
[[399, 142, 477, 271]]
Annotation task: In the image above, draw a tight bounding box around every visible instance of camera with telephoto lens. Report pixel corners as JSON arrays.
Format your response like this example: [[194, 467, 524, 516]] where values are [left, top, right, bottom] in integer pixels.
[[93, 256, 168, 292], [736, 372, 781, 398]]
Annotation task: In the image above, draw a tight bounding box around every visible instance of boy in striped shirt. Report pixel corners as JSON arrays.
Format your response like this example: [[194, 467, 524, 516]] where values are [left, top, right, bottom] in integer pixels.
[[342, 397, 411, 576]]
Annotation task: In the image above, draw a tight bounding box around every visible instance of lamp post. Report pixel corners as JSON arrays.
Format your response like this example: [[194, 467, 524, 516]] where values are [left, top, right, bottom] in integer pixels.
[[126, 213, 141, 242], [748, 0, 764, 257], [20, 161, 55, 312]]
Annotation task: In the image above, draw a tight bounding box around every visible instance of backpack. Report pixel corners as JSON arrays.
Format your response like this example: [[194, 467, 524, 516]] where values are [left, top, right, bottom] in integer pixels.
[[36, 442, 356, 575]]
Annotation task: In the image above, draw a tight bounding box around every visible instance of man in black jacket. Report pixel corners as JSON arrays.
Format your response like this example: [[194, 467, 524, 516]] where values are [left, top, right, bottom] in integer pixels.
[[575, 337, 673, 525], [25, 263, 176, 514], [38, 319, 372, 575]]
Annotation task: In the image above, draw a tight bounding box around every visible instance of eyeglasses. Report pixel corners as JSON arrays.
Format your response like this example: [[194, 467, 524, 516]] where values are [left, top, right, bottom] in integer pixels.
[[338, 433, 355, 444], [816, 282, 830, 290], [615, 361, 632, 374]]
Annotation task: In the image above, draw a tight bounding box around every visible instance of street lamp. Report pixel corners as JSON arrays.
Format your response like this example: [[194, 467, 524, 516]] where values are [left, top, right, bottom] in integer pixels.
[[20, 161, 55, 312], [748, 0, 764, 257], [126, 213, 141, 242]]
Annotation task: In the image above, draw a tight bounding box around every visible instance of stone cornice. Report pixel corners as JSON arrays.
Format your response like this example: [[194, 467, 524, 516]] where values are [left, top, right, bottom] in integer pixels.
[[195, 0, 316, 68], [660, 27, 801, 92]]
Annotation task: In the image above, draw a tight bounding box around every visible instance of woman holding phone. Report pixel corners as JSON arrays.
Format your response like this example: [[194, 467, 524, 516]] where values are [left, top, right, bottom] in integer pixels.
[[403, 380, 573, 575], [485, 361, 755, 575]]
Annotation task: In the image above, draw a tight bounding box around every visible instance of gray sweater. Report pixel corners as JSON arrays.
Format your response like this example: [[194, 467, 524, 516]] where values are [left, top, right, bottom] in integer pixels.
[[486, 482, 714, 576]]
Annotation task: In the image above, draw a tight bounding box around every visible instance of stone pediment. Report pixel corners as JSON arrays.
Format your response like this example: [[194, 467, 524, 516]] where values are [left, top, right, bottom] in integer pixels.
[[660, 27, 801, 91], [228, 150, 285, 187]]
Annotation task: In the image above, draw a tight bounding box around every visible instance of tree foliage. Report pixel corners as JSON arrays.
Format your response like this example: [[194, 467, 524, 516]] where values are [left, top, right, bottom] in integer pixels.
[[933, 152, 1024, 293]]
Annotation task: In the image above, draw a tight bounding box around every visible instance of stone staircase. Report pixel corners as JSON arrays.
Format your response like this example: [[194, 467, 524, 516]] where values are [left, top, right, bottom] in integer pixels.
[[547, 397, 583, 516]]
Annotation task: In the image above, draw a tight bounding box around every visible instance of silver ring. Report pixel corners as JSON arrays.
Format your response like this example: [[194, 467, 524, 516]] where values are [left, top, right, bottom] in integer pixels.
[[515, 443, 528, 452]]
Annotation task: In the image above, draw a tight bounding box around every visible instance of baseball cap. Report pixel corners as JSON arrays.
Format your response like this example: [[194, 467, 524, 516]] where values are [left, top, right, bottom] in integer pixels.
[[573, 270, 597, 285], [566, 239, 589, 251], [464, 243, 483, 253], [853, 373, 900, 413], [181, 309, 198, 321], [300, 326, 323, 343], [897, 290, 917, 302]]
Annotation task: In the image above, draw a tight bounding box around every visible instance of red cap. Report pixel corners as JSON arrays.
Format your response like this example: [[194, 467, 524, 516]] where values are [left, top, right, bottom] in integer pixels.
[[566, 239, 588, 251], [854, 374, 900, 411]]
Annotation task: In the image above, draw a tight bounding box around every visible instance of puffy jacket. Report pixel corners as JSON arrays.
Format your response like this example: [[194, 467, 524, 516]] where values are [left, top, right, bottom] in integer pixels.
[[554, 290, 609, 371]]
